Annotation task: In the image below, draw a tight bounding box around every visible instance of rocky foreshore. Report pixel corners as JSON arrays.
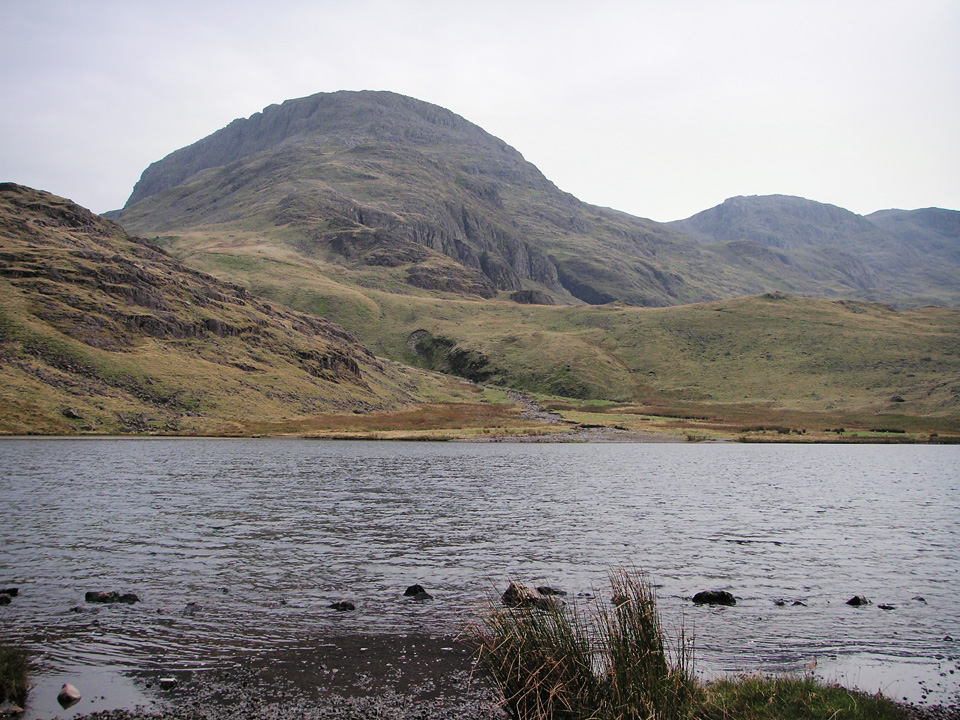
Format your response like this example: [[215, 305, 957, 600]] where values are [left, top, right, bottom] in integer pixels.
[[54, 634, 507, 720]]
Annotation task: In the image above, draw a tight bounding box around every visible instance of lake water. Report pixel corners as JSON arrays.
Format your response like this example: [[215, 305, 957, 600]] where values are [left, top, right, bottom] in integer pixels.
[[1, 438, 958, 714]]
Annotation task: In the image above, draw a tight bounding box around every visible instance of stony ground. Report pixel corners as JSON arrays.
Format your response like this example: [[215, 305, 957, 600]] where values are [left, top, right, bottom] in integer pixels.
[[67, 634, 506, 720], [46, 632, 960, 720]]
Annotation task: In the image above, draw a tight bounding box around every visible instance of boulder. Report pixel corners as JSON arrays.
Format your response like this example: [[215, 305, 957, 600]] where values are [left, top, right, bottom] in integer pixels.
[[692, 590, 737, 606], [846, 595, 870, 606], [57, 683, 81, 708], [0, 588, 18, 597], [0, 700, 24, 715], [329, 601, 355, 612], [0, 595, 10, 606], [403, 584, 433, 601], [158, 677, 178, 690]]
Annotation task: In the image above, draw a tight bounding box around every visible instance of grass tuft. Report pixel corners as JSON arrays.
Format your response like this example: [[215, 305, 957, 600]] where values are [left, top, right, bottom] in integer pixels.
[[468, 569, 914, 720], [468, 568, 696, 720], [0, 641, 28, 707]]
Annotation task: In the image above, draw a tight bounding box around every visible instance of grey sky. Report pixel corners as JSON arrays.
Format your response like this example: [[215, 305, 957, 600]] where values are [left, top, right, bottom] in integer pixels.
[[2, 0, 957, 222]]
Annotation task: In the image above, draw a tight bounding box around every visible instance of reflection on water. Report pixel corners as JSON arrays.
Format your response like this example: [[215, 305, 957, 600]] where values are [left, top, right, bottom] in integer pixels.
[[1, 438, 958, 708]]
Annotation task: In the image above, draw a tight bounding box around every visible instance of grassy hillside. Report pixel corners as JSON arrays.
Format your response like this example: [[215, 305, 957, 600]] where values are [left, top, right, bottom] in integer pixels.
[[0, 183, 550, 437], [149, 229, 960, 438]]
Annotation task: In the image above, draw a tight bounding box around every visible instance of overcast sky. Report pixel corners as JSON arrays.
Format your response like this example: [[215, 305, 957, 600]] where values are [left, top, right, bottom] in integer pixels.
[[2, 0, 958, 222]]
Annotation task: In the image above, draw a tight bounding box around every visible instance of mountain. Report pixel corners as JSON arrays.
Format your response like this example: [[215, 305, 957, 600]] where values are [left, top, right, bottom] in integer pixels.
[[668, 195, 960, 307], [109, 91, 958, 311], [108, 90, 765, 308], [0, 182, 483, 435]]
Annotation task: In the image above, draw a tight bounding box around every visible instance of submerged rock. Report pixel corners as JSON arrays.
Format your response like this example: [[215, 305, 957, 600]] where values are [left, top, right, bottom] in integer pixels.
[[0, 588, 18, 597], [846, 595, 871, 606], [502, 583, 557, 609], [329, 601, 355, 612], [85, 590, 140, 604], [57, 683, 81, 708], [536, 586, 567, 597], [0, 595, 10, 606], [692, 590, 737, 606]]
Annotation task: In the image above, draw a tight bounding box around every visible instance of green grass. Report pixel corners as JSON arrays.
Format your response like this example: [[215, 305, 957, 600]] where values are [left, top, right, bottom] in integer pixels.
[[467, 570, 913, 720], [0, 641, 28, 708], [698, 675, 910, 720]]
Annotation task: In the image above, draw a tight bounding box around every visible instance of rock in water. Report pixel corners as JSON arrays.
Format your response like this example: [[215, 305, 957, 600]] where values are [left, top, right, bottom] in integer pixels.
[[329, 601, 355, 611], [57, 683, 81, 708], [0, 700, 24, 715], [846, 595, 871, 606], [536, 586, 567, 597], [85, 590, 140, 604], [403, 584, 433, 600], [692, 590, 737, 606], [502, 583, 557, 609]]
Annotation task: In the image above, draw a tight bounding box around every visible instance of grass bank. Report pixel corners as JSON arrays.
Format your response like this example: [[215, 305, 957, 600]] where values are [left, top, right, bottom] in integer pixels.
[[467, 569, 913, 720]]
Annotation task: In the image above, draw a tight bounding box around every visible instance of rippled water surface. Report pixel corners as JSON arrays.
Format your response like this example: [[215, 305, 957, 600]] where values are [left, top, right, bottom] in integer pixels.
[[1, 438, 958, 711]]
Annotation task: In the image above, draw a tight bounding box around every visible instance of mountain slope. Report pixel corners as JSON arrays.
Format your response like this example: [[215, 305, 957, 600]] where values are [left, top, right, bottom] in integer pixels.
[[108, 90, 762, 307], [0, 183, 481, 435], [668, 195, 960, 306], [5, 184, 959, 435], [110, 92, 958, 311]]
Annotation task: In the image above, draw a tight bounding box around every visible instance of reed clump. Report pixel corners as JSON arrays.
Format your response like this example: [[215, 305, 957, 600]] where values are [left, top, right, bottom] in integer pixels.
[[468, 568, 697, 720], [0, 641, 28, 709]]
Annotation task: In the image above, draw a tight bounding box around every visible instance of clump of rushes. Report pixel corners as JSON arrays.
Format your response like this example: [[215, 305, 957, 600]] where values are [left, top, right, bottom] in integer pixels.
[[468, 568, 696, 720], [0, 641, 29, 708], [594, 569, 697, 719]]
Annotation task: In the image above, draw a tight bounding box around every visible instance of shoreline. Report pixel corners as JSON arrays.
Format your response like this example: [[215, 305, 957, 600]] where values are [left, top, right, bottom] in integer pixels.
[[21, 630, 955, 720], [23, 633, 506, 720]]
